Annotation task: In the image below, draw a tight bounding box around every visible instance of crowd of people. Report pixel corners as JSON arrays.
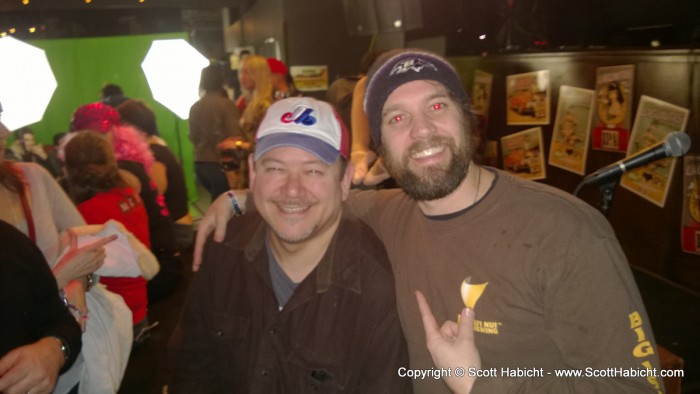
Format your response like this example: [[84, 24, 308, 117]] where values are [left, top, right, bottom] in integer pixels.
[[0, 49, 666, 394]]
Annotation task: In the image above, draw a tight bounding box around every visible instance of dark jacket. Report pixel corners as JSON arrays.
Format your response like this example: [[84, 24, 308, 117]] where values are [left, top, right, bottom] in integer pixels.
[[168, 213, 412, 393], [0, 220, 82, 373]]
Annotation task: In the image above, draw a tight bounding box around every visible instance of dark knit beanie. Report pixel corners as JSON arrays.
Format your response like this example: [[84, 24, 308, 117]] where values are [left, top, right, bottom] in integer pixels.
[[363, 48, 470, 147]]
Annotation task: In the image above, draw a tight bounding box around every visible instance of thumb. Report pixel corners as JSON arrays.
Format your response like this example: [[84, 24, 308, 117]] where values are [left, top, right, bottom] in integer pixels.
[[456, 307, 476, 343]]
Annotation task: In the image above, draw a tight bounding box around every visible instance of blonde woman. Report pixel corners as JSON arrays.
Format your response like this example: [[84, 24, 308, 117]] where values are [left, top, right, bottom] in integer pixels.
[[223, 55, 273, 188], [236, 54, 273, 142]]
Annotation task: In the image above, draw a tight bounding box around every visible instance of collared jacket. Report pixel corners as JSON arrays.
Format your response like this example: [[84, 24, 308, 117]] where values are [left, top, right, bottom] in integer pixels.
[[168, 212, 412, 393]]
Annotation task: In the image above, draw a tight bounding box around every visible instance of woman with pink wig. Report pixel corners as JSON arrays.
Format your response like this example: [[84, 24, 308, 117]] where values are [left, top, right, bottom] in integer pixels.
[[69, 103, 182, 303]]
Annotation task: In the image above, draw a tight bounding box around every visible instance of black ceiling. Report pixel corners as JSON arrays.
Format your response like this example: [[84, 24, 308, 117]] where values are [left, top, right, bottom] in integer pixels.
[[0, 0, 256, 40], [1, 0, 699, 51], [0, 0, 251, 11]]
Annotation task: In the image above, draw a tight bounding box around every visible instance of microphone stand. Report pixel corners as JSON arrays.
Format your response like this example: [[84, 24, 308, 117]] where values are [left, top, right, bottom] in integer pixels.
[[573, 175, 621, 216]]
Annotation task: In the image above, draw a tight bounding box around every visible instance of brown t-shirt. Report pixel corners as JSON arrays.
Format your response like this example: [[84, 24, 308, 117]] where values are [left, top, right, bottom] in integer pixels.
[[347, 168, 664, 393]]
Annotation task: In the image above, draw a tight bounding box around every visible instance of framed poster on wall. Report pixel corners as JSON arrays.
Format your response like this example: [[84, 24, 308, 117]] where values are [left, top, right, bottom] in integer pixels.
[[591, 64, 635, 152], [548, 86, 595, 175], [501, 127, 546, 180], [506, 70, 550, 125], [682, 155, 700, 255], [290, 65, 328, 92], [472, 69, 493, 127], [620, 95, 689, 207]]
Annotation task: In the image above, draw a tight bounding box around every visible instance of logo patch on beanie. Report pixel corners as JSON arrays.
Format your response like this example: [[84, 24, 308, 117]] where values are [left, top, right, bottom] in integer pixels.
[[390, 58, 438, 76], [280, 106, 317, 126]]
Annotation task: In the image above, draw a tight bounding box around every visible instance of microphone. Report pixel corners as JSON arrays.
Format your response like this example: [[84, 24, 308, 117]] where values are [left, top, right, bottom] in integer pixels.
[[581, 131, 691, 187]]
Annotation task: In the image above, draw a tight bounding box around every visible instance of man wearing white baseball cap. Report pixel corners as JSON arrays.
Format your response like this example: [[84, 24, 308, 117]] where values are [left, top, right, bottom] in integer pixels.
[[168, 97, 411, 393]]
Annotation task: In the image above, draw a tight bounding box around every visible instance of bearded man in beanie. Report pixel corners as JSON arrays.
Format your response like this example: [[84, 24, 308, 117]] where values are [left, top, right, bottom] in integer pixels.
[[168, 97, 410, 393], [194, 50, 663, 393]]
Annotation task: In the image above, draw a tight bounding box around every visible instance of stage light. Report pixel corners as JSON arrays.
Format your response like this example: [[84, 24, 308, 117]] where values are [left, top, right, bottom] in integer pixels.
[[141, 39, 209, 120], [0, 36, 57, 131]]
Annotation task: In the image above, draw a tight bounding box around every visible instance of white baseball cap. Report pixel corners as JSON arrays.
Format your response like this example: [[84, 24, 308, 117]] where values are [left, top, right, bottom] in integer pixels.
[[254, 97, 349, 164]]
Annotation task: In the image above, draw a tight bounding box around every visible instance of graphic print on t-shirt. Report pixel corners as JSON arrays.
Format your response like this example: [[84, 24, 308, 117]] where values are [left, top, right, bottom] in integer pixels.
[[460, 276, 502, 335], [460, 276, 488, 309]]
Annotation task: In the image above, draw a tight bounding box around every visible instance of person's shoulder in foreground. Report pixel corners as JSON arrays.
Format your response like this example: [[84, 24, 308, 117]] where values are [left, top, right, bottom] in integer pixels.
[[0, 220, 82, 394]]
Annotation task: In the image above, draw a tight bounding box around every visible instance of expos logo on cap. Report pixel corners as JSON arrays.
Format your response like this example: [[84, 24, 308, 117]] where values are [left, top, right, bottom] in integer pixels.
[[254, 97, 349, 165], [280, 107, 317, 126]]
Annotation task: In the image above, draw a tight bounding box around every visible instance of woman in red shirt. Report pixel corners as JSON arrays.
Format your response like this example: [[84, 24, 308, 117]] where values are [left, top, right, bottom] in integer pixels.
[[63, 131, 150, 340]]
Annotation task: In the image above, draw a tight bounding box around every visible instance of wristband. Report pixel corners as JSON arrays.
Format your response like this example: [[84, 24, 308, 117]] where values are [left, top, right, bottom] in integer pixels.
[[60, 291, 88, 322], [226, 191, 244, 216], [86, 273, 94, 291], [49, 336, 70, 364]]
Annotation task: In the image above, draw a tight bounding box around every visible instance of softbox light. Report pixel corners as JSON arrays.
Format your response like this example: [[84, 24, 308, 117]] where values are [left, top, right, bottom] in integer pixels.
[[0, 36, 58, 131], [141, 39, 209, 120]]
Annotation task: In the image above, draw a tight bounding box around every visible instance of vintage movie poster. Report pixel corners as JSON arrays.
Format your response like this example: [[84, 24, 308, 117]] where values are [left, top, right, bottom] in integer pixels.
[[620, 95, 689, 207], [501, 127, 546, 180], [289, 65, 328, 92], [548, 86, 595, 175], [681, 155, 700, 255], [591, 64, 635, 152], [506, 70, 550, 125], [472, 69, 493, 127]]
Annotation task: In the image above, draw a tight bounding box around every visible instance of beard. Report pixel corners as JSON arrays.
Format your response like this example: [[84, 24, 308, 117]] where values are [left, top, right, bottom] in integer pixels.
[[384, 134, 472, 201]]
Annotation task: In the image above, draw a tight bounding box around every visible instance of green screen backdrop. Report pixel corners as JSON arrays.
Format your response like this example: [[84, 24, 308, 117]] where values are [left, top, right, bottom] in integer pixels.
[[26, 32, 199, 204]]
